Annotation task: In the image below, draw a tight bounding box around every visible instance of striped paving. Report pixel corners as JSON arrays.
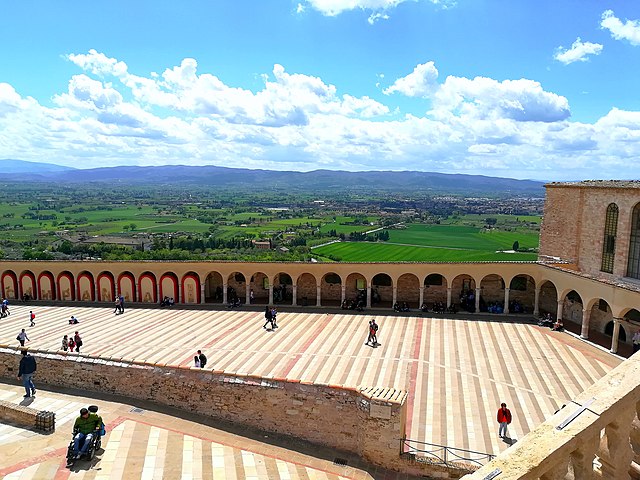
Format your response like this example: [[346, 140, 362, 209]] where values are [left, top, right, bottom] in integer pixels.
[[0, 304, 621, 460]]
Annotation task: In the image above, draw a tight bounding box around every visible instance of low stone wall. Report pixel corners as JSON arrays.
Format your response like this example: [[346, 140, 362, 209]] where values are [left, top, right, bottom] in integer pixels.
[[0, 347, 412, 471], [0, 399, 55, 432]]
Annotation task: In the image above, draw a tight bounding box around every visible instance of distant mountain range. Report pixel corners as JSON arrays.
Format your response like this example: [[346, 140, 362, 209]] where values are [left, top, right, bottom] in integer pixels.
[[0, 159, 545, 196]]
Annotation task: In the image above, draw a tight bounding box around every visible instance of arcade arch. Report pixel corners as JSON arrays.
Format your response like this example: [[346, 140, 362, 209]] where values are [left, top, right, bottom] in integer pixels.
[[296, 273, 316, 307], [321, 272, 341, 307], [372, 273, 392, 307], [204, 272, 223, 303], [452, 274, 476, 312], [396, 273, 419, 308], [423, 274, 447, 306]]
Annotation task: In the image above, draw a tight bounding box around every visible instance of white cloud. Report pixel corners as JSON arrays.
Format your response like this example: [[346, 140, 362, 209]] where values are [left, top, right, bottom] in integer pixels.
[[296, 3, 305, 13], [554, 37, 603, 64], [601, 10, 640, 46], [384, 62, 439, 97], [432, 76, 570, 122], [302, 0, 454, 22], [4, 51, 640, 180]]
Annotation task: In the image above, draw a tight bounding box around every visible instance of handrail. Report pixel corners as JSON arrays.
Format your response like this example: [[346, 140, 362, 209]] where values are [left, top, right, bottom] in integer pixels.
[[401, 438, 495, 471]]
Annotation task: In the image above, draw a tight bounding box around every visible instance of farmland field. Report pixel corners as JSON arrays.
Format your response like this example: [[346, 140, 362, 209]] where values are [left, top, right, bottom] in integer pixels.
[[312, 223, 539, 262]]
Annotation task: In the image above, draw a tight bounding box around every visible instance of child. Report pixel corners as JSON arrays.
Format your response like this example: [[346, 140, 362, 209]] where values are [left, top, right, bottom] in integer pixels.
[[68, 336, 76, 352]]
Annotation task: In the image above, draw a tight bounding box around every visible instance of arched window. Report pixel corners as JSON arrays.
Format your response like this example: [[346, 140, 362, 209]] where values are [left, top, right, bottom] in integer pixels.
[[628, 203, 640, 279], [601, 203, 618, 273]]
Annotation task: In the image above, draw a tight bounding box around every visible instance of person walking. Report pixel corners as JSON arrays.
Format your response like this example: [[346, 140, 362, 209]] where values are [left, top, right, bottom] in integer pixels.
[[62, 335, 69, 351], [367, 319, 379, 346], [74, 331, 83, 353], [17, 328, 29, 347], [263, 306, 274, 330], [119, 294, 125, 314], [633, 330, 640, 354], [497, 402, 512, 438], [114, 297, 121, 315], [193, 355, 201, 368], [197, 350, 207, 368], [29, 310, 36, 327], [17, 350, 36, 398], [271, 306, 278, 328]]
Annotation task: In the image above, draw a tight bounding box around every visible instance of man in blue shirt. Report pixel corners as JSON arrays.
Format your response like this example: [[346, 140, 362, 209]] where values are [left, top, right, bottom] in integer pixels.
[[17, 350, 36, 398]]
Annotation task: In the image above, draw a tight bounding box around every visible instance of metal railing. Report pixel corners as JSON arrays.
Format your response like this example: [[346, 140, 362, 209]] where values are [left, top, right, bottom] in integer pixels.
[[401, 438, 495, 471]]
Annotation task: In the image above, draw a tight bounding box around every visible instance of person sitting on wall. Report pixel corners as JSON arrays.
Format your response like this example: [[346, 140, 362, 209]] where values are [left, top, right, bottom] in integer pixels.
[[168, 297, 175, 306], [552, 318, 564, 332], [401, 302, 410, 312], [341, 299, 349, 310], [420, 302, 429, 313], [393, 302, 401, 312]]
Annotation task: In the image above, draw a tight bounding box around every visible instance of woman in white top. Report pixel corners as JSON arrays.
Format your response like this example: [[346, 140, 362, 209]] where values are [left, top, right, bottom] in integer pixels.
[[193, 355, 201, 368]]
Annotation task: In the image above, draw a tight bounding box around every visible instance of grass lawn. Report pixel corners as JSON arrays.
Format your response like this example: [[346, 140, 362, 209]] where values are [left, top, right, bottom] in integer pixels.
[[313, 242, 538, 262]]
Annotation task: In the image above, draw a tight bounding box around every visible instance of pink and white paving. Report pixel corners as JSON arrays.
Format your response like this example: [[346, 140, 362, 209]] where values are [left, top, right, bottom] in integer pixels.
[[0, 304, 621, 478]]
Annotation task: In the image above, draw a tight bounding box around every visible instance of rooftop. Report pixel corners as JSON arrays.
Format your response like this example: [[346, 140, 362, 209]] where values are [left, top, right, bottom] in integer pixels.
[[545, 180, 640, 189]]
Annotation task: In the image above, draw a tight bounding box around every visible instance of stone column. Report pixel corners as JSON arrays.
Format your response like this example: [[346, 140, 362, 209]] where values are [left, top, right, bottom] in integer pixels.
[[419, 286, 424, 308], [533, 285, 540, 316], [292, 284, 297, 306], [610, 318, 622, 354], [178, 286, 182, 304], [570, 433, 599, 480], [341, 284, 346, 305], [366, 285, 372, 308], [446, 287, 452, 308], [540, 459, 569, 480], [598, 412, 635, 478], [222, 283, 228, 304], [580, 307, 591, 339], [94, 283, 99, 302], [392, 286, 397, 307], [556, 300, 563, 322], [316, 285, 321, 307], [504, 287, 510, 314], [156, 284, 160, 304], [200, 283, 206, 304], [475, 287, 481, 313]]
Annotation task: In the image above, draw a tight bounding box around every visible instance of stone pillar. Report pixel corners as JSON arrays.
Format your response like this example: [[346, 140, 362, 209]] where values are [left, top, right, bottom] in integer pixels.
[[200, 284, 206, 304], [156, 284, 160, 304], [504, 287, 510, 314], [581, 307, 591, 339], [533, 286, 540, 316], [446, 287, 452, 308], [570, 434, 599, 480], [222, 283, 228, 304], [598, 412, 635, 478], [341, 284, 346, 305], [611, 318, 622, 354], [247, 284, 253, 305], [291, 284, 297, 306], [316, 285, 321, 307], [556, 300, 563, 322], [392, 286, 397, 307], [94, 283, 99, 302], [178, 286, 182, 304], [419, 286, 424, 308], [367, 285, 372, 308], [475, 287, 481, 313], [540, 459, 569, 480]]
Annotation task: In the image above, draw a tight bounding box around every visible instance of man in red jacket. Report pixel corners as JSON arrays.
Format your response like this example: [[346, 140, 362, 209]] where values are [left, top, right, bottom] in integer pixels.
[[497, 402, 512, 438]]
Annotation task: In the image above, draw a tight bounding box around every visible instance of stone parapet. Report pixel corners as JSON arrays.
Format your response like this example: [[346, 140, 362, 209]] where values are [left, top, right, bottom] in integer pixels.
[[0, 347, 409, 472]]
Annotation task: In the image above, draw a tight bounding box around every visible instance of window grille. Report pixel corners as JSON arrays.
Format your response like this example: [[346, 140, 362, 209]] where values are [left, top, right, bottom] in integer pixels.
[[601, 204, 618, 273], [627, 203, 640, 279]]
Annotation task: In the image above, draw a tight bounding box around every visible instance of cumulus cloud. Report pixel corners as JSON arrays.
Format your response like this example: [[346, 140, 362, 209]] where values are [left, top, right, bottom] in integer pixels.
[[432, 76, 570, 122], [601, 10, 640, 46], [4, 51, 640, 180], [384, 62, 439, 97], [554, 37, 603, 64]]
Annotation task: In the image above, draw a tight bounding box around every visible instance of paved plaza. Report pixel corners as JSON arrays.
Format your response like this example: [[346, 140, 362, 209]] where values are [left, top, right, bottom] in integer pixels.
[[0, 304, 622, 478]]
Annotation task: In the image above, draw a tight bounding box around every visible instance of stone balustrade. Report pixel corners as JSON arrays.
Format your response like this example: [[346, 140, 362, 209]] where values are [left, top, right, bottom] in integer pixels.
[[461, 353, 640, 479]]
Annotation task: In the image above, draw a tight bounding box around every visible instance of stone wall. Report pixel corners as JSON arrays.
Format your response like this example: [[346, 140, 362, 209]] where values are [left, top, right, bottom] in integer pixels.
[[0, 399, 54, 431], [0, 347, 419, 473], [539, 184, 640, 280]]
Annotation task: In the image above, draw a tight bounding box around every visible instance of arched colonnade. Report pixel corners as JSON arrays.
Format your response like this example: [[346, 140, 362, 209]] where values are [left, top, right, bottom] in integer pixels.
[[1, 261, 639, 353]]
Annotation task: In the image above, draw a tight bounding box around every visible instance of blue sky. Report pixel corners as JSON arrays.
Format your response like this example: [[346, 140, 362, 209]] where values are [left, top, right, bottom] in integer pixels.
[[1, 0, 639, 180]]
